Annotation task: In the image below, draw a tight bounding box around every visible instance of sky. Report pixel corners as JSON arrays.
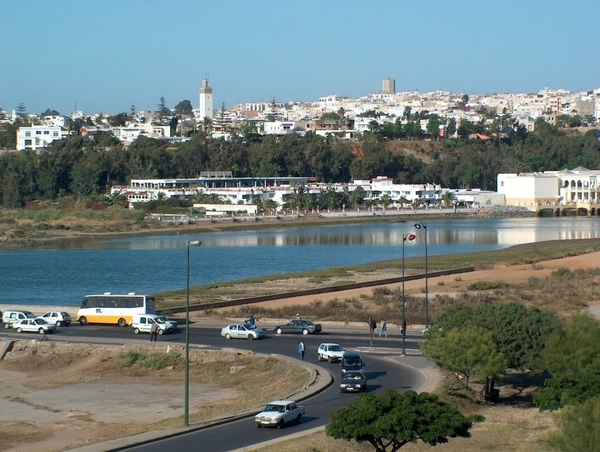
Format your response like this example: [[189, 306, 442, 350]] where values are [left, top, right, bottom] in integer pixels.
[[1, 0, 599, 115]]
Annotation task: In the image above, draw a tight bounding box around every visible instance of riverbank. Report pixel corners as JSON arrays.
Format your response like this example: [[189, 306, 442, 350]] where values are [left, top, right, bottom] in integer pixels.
[[0, 205, 533, 250]]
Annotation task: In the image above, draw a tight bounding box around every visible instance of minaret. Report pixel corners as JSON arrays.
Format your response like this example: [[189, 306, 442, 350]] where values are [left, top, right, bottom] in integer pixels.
[[199, 78, 213, 120]]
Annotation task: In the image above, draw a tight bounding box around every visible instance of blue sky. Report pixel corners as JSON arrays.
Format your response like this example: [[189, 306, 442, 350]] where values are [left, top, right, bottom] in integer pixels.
[[1, 0, 599, 115]]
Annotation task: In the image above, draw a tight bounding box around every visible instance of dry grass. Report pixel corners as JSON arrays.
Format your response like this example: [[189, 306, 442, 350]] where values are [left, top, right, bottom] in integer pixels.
[[0, 342, 310, 451]]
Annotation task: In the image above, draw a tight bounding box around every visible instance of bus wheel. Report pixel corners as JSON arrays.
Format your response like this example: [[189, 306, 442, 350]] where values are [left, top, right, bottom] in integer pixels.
[[79, 317, 88, 326], [118, 318, 127, 327]]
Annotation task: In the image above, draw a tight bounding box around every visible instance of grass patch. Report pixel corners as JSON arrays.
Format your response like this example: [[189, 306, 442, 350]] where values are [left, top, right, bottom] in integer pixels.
[[121, 349, 181, 370], [467, 280, 510, 290]]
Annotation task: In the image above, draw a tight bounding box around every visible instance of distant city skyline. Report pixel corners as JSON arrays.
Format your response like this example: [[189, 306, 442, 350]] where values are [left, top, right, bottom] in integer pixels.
[[2, 0, 599, 115]]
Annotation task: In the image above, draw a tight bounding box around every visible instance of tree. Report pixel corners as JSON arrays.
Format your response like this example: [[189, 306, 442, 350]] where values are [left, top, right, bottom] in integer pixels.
[[441, 191, 457, 207], [326, 390, 473, 451], [16, 102, 27, 118], [543, 397, 600, 452], [533, 313, 600, 411], [426, 115, 441, 140], [157, 97, 170, 120], [435, 302, 561, 370], [422, 327, 506, 388], [447, 117, 457, 138], [174, 100, 194, 116]]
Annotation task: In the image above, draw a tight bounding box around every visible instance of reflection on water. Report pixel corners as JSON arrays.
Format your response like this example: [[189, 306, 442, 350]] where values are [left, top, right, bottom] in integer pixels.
[[1, 217, 599, 307]]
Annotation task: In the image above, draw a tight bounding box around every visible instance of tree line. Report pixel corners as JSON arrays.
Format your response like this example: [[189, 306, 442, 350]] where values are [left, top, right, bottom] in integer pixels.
[[0, 118, 599, 208]]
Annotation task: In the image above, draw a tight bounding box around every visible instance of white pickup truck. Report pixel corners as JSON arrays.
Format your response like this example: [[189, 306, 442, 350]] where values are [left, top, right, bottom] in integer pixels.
[[254, 400, 305, 428]]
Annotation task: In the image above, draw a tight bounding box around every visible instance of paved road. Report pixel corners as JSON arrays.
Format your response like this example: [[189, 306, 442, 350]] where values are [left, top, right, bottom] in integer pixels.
[[2, 320, 434, 452]]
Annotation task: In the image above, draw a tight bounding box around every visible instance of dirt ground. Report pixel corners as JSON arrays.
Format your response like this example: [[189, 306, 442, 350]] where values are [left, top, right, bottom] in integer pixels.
[[1, 251, 600, 452]]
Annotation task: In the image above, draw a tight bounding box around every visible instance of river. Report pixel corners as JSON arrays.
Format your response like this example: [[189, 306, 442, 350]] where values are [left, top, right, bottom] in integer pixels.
[[1, 216, 598, 307]]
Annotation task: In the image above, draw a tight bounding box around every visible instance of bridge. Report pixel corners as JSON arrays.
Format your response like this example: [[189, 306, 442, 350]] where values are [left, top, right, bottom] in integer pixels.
[[536, 202, 600, 217]]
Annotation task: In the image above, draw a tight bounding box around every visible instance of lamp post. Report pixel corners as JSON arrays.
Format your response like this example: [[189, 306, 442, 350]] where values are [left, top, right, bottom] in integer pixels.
[[414, 222, 429, 328], [402, 233, 416, 356], [185, 239, 201, 426]]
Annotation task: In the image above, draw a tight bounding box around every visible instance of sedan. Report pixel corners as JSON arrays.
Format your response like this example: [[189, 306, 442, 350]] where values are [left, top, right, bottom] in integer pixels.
[[339, 370, 367, 393], [40, 311, 72, 327], [274, 319, 322, 335], [13, 318, 57, 334], [317, 343, 345, 362], [221, 323, 266, 340]]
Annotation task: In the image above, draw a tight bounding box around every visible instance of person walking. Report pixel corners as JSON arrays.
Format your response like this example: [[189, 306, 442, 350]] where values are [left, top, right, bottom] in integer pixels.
[[378, 319, 388, 338], [298, 340, 305, 361], [150, 321, 159, 342]]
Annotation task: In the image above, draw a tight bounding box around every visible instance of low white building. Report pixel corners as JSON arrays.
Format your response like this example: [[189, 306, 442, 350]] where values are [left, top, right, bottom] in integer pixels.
[[16, 125, 67, 150], [498, 167, 600, 209], [112, 124, 171, 144]]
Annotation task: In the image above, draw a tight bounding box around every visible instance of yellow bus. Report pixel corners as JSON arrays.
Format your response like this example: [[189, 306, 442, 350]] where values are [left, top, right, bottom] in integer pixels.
[[76, 293, 156, 327]]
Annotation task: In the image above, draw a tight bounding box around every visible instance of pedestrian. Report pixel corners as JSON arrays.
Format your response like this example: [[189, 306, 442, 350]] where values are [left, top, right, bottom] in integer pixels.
[[298, 340, 305, 361], [150, 321, 158, 342], [296, 313, 301, 320], [379, 319, 388, 338]]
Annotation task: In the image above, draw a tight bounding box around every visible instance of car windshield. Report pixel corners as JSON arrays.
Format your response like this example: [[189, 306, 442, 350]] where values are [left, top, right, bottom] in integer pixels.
[[155, 317, 169, 324], [346, 373, 363, 380], [33, 319, 48, 325], [330, 345, 342, 351], [60, 312, 70, 317], [264, 404, 284, 412]]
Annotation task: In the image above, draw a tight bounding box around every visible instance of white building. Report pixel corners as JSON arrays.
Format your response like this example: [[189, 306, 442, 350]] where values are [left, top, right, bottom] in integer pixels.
[[263, 121, 295, 135], [16, 126, 67, 151], [498, 168, 600, 209], [112, 124, 171, 144]]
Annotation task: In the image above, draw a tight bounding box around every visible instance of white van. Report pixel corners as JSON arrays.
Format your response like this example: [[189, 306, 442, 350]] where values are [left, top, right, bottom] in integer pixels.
[[131, 314, 175, 335], [3, 310, 36, 329]]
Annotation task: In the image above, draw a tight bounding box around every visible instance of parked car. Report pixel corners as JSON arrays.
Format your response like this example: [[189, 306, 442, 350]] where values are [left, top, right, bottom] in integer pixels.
[[40, 311, 71, 327], [317, 343, 345, 362], [221, 323, 266, 340], [12, 318, 57, 334], [3, 310, 36, 329], [255, 400, 305, 428], [339, 370, 367, 393], [340, 351, 365, 374], [274, 319, 322, 335]]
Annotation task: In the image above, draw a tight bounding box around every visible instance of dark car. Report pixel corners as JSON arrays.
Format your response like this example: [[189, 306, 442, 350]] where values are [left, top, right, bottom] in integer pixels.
[[340, 351, 365, 374], [274, 319, 322, 335], [339, 370, 367, 393]]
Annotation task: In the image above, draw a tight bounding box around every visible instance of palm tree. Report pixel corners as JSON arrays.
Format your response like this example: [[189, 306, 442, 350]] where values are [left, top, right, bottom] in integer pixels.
[[441, 191, 457, 207], [380, 194, 392, 210], [265, 199, 279, 214]]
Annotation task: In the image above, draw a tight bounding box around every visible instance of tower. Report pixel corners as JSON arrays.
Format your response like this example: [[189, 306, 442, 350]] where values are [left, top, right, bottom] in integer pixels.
[[199, 78, 213, 120], [382, 78, 395, 94]]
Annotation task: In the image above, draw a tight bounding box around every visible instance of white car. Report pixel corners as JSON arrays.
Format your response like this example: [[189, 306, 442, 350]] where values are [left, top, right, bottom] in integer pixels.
[[221, 323, 266, 340], [317, 342, 345, 362], [255, 400, 305, 428], [13, 318, 57, 334], [40, 311, 72, 327]]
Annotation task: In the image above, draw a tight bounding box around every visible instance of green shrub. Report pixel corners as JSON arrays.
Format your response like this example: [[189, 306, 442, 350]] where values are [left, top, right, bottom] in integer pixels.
[[467, 280, 509, 290], [121, 349, 181, 370]]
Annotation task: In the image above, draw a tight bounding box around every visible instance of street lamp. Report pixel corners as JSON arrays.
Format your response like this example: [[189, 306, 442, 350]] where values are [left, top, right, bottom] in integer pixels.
[[414, 222, 429, 328], [402, 233, 416, 356], [185, 239, 201, 426]]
